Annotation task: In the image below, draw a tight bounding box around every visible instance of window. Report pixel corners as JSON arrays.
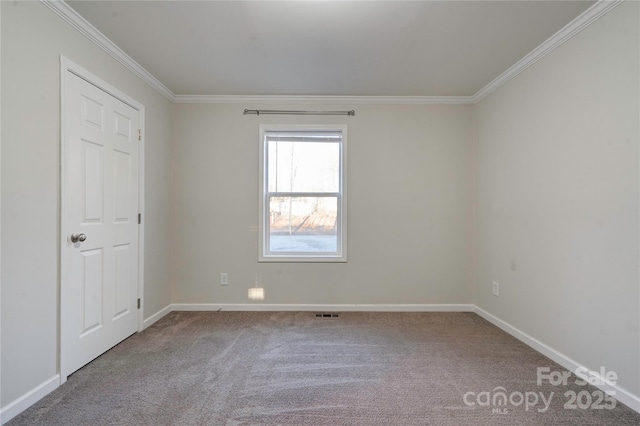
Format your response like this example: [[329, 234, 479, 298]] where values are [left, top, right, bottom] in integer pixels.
[[259, 125, 347, 262]]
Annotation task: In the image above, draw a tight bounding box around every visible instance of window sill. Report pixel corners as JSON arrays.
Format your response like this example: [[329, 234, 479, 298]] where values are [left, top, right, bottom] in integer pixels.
[[259, 254, 347, 263]]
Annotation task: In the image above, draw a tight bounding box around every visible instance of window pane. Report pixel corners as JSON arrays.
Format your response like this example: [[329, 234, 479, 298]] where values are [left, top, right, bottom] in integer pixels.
[[268, 196, 338, 253], [267, 141, 339, 193]]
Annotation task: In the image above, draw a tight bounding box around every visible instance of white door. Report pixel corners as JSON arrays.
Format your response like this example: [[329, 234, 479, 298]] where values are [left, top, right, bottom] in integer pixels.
[[61, 69, 140, 379]]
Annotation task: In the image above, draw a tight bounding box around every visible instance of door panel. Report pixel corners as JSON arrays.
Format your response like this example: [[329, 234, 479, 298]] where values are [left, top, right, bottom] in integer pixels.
[[80, 95, 104, 130], [114, 243, 131, 319], [114, 111, 132, 140], [80, 248, 104, 336], [62, 71, 139, 378], [114, 150, 131, 222], [82, 139, 104, 223]]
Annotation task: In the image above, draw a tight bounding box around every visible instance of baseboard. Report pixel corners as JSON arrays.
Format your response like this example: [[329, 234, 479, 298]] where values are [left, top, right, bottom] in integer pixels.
[[0, 375, 60, 425], [170, 303, 475, 312], [142, 304, 173, 330], [473, 306, 640, 414]]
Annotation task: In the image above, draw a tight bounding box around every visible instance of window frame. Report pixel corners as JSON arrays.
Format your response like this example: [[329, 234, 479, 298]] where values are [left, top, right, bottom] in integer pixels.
[[258, 124, 347, 262]]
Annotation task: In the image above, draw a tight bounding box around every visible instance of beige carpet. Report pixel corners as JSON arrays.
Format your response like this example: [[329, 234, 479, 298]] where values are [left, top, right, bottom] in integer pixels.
[[8, 311, 640, 425]]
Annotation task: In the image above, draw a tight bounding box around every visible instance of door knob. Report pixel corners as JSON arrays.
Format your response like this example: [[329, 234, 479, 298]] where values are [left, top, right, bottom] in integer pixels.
[[70, 233, 87, 243]]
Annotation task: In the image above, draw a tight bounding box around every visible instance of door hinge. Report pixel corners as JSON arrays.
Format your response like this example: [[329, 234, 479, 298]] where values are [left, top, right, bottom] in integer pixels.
[[138, 129, 141, 141], [138, 213, 141, 224], [137, 298, 141, 309]]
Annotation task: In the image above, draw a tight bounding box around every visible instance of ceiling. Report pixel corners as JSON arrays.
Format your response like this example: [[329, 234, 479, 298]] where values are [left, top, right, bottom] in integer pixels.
[[66, 0, 595, 98]]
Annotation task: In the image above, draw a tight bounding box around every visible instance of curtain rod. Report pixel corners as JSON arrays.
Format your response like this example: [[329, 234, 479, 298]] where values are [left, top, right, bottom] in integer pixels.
[[243, 109, 355, 116]]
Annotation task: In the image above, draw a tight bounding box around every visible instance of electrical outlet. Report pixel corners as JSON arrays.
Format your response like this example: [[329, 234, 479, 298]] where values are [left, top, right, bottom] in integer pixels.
[[220, 273, 228, 286], [492, 282, 499, 297]]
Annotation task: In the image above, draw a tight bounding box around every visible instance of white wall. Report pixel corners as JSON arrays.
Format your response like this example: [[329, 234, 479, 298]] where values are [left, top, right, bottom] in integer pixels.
[[1, 0, 172, 408], [171, 103, 473, 306], [473, 1, 639, 397]]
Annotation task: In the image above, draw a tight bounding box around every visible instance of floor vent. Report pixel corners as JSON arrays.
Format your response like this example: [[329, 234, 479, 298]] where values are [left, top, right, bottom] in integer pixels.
[[315, 313, 339, 318]]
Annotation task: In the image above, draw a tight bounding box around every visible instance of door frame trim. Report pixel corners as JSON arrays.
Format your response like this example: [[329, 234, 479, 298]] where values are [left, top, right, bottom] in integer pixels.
[[59, 56, 145, 383]]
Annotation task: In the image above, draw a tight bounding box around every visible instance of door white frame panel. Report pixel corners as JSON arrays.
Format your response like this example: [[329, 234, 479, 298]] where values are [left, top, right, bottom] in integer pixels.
[[59, 56, 145, 383]]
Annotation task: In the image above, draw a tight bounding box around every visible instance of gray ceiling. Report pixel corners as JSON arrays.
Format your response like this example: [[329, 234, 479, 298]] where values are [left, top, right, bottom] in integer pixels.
[[67, 1, 595, 97]]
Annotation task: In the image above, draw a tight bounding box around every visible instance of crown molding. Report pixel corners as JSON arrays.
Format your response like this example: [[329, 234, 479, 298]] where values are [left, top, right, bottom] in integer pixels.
[[41, 0, 175, 102], [43, 0, 621, 106], [173, 95, 474, 105], [471, 0, 624, 103]]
